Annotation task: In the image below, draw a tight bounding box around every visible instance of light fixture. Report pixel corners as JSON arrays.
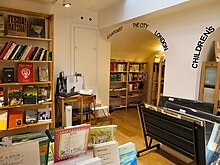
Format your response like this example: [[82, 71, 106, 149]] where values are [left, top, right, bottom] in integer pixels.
[[63, 0, 71, 7]]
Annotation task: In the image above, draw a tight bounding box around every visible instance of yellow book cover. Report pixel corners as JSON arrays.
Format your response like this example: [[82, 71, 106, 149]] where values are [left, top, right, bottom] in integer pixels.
[[0, 110, 8, 130]]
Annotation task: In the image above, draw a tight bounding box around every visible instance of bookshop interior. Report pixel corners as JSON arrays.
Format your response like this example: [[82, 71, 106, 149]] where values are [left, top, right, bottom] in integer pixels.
[[1, 0, 220, 165]]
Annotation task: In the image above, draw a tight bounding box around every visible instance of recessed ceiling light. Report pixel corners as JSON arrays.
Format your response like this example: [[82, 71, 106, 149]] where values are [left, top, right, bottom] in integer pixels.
[[63, 0, 71, 7]]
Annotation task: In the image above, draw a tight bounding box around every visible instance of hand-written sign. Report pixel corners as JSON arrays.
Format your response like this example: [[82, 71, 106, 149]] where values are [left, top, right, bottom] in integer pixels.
[[0, 141, 40, 165], [192, 26, 215, 69], [7, 15, 27, 36]]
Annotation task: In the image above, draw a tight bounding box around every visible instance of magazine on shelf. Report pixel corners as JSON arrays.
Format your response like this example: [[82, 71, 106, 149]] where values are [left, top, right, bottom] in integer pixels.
[[28, 17, 45, 38], [7, 14, 27, 36], [18, 62, 34, 83], [54, 124, 91, 163], [8, 86, 23, 106], [23, 85, 38, 104]]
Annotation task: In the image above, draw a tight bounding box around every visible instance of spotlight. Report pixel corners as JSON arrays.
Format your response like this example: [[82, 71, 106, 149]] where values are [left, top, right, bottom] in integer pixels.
[[63, 0, 71, 7]]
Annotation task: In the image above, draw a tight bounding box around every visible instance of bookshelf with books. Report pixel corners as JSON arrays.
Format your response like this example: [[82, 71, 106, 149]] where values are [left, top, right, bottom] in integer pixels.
[[109, 59, 147, 109], [110, 59, 128, 109], [127, 61, 147, 107], [150, 62, 159, 105], [157, 61, 165, 105], [199, 61, 220, 114], [150, 61, 165, 106], [0, 6, 54, 137]]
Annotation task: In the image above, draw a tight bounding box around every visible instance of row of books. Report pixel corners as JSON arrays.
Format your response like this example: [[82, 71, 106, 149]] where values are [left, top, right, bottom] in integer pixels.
[[129, 82, 144, 91], [0, 85, 51, 107], [0, 41, 52, 61], [0, 108, 51, 130], [129, 64, 145, 72], [110, 63, 127, 72], [128, 73, 143, 81], [110, 73, 127, 82]]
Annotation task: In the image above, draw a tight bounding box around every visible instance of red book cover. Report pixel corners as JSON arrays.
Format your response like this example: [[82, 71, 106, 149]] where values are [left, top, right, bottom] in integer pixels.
[[110, 63, 114, 72], [0, 41, 14, 60], [18, 62, 34, 82], [25, 46, 34, 60], [8, 110, 23, 128]]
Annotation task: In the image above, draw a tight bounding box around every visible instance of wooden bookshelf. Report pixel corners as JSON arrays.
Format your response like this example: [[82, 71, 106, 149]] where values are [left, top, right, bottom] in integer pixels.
[[199, 61, 220, 114], [150, 61, 165, 106], [0, 6, 55, 137], [109, 59, 147, 109]]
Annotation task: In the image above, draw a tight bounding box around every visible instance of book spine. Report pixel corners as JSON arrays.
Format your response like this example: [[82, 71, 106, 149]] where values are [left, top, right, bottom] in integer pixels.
[[25, 46, 34, 60], [0, 41, 13, 60], [3, 42, 17, 60]]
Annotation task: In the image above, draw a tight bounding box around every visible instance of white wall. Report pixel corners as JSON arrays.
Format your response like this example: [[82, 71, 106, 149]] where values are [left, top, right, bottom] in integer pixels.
[[98, 0, 189, 29], [148, 0, 220, 100]]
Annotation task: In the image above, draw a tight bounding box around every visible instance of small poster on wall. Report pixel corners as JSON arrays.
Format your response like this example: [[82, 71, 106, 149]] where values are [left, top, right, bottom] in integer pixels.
[[7, 15, 27, 36], [28, 17, 45, 38]]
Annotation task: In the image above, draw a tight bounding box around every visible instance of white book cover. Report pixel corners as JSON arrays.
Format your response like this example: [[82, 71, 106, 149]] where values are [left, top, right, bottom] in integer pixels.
[[3, 42, 16, 60], [93, 141, 120, 165], [75, 157, 102, 165], [39, 49, 46, 61], [20, 45, 32, 60], [11, 45, 21, 60]]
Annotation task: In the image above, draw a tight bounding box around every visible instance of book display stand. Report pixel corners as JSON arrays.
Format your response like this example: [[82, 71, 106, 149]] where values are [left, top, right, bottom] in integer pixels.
[[137, 103, 206, 164]]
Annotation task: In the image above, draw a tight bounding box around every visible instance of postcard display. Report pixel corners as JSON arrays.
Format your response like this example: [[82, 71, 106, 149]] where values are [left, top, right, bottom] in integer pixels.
[[0, 5, 54, 156]]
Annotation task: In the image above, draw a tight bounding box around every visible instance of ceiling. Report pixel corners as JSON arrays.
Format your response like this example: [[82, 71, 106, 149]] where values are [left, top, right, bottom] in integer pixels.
[[110, 27, 162, 62], [27, 0, 122, 12]]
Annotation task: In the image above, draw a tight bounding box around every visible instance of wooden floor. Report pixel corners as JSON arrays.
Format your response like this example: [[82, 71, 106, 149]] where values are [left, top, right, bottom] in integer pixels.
[[109, 107, 189, 165]]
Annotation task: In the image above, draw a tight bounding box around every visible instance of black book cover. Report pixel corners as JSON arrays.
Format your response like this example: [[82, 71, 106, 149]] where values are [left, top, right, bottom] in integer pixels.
[[34, 48, 44, 61], [3, 68, 14, 83], [17, 45, 28, 60], [28, 17, 45, 38], [29, 46, 39, 60], [13, 45, 24, 60], [8, 45, 20, 60]]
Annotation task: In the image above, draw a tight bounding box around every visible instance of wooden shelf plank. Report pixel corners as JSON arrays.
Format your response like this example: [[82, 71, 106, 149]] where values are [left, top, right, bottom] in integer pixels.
[[110, 71, 127, 73], [0, 102, 53, 110], [128, 80, 144, 83], [3, 121, 52, 131], [0, 60, 52, 63], [0, 81, 52, 86], [0, 34, 52, 41], [110, 88, 127, 92], [110, 81, 127, 83]]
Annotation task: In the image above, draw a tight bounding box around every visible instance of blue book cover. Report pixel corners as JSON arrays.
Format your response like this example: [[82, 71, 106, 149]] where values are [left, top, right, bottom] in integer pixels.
[[119, 142, 137, 165]]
